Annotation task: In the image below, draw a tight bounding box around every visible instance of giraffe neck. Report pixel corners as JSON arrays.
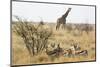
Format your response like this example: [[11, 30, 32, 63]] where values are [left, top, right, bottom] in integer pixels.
[[62, 9, 71, 19]]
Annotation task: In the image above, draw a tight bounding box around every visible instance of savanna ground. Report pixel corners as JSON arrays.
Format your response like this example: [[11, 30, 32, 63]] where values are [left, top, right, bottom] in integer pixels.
[[12, 22, 96, 66]]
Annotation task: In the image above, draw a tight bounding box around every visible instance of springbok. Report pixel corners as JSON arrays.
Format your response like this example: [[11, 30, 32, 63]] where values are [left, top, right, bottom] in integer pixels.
[[75, 50, 88, 56], [45, 43, 63, 58]]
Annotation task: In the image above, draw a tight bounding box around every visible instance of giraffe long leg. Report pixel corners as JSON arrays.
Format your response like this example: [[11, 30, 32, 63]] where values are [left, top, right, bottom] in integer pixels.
[[56, 23, 60, 30], [62, 24, 66, 30], [64, 24, 66, 29]]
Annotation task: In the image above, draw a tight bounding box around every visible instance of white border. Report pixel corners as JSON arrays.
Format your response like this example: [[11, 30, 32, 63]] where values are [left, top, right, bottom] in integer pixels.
[[0, 0, 99, 67]]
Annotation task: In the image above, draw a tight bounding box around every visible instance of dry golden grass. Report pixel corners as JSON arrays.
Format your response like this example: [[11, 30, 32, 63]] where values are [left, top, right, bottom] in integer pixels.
[[12, 23, 96, 65]]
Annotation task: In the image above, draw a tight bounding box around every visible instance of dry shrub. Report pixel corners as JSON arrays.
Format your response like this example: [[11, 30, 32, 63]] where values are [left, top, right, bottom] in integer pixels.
[[13, 16, 52, 56]]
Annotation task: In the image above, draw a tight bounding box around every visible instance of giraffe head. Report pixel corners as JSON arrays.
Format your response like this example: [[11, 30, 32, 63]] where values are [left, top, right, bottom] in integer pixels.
[[68, 8, 72, 12]]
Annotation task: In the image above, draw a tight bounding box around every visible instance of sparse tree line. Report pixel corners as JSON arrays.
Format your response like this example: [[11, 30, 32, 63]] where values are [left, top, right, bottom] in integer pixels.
[[66, 23, 94, 34]]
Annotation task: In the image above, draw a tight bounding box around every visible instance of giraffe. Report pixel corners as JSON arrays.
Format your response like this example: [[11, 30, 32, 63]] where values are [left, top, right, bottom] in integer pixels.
[[56, 8, 72, 30]]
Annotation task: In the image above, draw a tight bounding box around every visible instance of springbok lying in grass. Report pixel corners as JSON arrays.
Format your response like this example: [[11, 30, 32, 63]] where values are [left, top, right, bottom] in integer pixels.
[[63, 48, 88, 57], [45, 43, 63, 58], [63, 48, 73, 57], [75, 50, 88, 56], [63, 43, 88, 57]]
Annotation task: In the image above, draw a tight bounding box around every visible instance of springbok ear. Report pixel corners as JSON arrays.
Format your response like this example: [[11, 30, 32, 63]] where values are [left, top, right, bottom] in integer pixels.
[[58, 43, 60, 46]]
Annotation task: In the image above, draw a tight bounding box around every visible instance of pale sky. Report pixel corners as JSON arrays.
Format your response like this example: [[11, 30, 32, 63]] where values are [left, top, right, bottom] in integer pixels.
[[12, 1, 95, 24]]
